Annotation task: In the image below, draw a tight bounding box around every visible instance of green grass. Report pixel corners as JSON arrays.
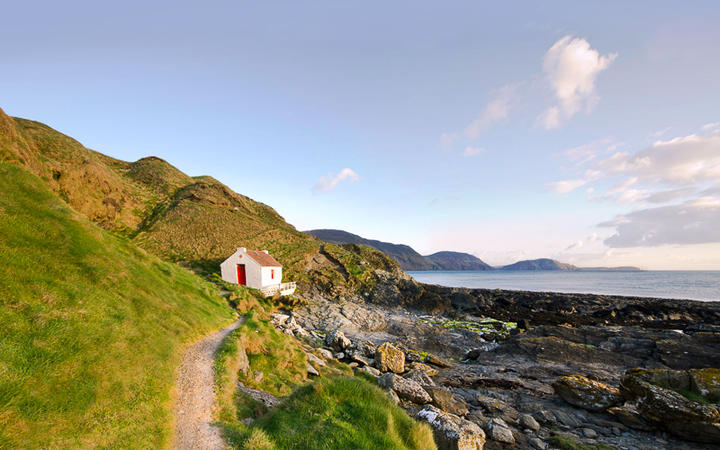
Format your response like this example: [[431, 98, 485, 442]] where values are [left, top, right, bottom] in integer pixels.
[[0, 163, 235, 448], [248, 376, 436, 450], [2, 107, 406, 299]]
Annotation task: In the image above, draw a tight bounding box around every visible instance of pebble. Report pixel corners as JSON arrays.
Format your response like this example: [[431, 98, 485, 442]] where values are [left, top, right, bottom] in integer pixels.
[[582, 428, 598, 438]]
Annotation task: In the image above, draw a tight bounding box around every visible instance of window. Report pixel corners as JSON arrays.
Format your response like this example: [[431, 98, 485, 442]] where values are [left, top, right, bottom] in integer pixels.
[[271, 269, 275, 279]]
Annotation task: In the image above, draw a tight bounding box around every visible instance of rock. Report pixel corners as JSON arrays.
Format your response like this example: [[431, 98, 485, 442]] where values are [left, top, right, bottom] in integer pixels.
[[253, 371, 263, 383], [553, 374, 621, 412], [351, 354, 373, 367], [404, 369, 436, 387], [426, 353, 453, 368], [534, 410, 557, 425], [620, 368, 720, 443], [333, 352, 345, 360], [375, 342, 405, 374], [474, 395, 519, 424], [690, 368, 720, 400], [519, 413, 540, 432], [487, 418, 515, 444], [324, 329, 351, 352], [581, 428, 597, 438], [270, 313, 290, 327], [528, 437, 547, 449], [386, 388, 400, 405], [307, 364, 319, 376], [378, 373, 432, 404], [607, 404, 655, 431], [416, 405, 486, 450], [318, 348, 334, 359], [425, 386, 469, 416], [552, 409, 582, 428], [306, 352, 326, 368], [410, 362, 438, 377], [359, 365, 382, 379]]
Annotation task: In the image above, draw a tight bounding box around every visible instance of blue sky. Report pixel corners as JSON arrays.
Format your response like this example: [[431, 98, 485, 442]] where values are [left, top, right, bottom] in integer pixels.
[[2, 1, 720, 268]]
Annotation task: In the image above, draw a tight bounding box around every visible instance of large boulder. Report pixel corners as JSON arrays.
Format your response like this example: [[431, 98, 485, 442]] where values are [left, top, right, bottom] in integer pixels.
[[378, 373, 431, 404], [416, 405, 486, 450], [553, 374, 621, 412], [375, 342, 405, 373], [425, 386, 469, 416], [620, 368, 720, 443], [324, 329, 351, 352]]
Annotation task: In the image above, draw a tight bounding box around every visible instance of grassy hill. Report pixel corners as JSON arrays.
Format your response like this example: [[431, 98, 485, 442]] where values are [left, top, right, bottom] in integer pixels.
[[0, 107, 405, 296], [0, 163, 236, 447]]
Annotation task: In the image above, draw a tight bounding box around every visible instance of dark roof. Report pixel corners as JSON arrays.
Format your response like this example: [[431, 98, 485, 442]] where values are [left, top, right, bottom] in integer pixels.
[[246, 249, 282, 267]]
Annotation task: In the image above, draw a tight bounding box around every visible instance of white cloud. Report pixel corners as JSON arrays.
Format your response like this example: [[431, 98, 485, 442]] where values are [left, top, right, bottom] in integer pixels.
[[599, 198, 720, 247], [462, 146, 484, 157], [463, 85, 515, 138], [312, 168, 359, 192], [701, 122, 720, 131], [547, 179, 587, 193], [540, 36, 617, 129]]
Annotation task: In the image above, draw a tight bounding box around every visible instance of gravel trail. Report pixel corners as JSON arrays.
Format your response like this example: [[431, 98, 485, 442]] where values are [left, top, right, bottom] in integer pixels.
[[174, 318, 242, 450]]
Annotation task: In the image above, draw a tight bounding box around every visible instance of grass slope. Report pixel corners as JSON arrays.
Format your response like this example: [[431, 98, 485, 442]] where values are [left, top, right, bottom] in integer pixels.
[[250, 376, 436, 450], [0, 107, 405, 296], [0, 163, 235, 448]]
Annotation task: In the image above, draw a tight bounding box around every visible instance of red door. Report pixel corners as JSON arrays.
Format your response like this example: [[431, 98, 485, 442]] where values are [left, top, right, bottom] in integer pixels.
[[236, 264, 246, 285]]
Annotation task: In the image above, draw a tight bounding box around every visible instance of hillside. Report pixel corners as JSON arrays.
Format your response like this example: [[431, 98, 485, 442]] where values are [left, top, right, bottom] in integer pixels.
[[0, 163, 236, 447], [0, 108, 404, 297], [425, 251, 492, 271], [501, 258, 579, 271], [305, 229, 493, 271], [305, 229, 437, 270]]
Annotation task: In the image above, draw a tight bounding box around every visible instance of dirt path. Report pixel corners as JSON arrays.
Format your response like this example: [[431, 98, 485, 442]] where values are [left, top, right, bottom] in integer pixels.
[[174, 318, 242, 450]]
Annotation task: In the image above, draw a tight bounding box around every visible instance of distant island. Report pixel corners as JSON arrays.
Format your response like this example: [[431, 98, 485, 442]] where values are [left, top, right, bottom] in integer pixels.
[[501, 258, 579, 271], [306, 230, 641, 272]]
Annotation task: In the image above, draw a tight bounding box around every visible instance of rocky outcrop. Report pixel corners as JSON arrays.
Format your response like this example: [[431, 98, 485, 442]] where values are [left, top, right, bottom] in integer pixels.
[[416, 405, 486, 450], [324, 329, 352, 352], [553, 375, 622, 412], [425, 386, 469, 416], [620, 368, 720, 443], [375, 342, 405, 374], [378, 373, 431, 404]]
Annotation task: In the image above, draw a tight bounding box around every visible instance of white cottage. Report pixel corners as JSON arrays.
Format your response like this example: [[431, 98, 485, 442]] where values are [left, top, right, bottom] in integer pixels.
[[220, 247, 296, 297]]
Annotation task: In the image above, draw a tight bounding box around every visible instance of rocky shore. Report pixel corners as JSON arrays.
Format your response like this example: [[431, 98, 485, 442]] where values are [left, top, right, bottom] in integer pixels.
[[279, 280, 720, 449]]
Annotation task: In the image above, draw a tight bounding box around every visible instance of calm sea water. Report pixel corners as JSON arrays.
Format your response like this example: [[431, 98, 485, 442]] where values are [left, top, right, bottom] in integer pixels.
[[407, 270, 720, 302]]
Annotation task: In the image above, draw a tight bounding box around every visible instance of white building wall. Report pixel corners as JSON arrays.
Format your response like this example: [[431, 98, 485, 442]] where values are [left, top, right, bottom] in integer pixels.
[[220, 247, 282, 290], [260, 266, 282, 288]]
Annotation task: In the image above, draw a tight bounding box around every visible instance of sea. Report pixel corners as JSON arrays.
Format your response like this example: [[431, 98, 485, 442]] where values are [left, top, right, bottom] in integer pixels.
[[406, 270, 720, 302]]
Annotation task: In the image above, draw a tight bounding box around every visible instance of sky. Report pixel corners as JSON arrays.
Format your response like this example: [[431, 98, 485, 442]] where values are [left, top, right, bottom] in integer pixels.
[[2, 1, 720, 269]]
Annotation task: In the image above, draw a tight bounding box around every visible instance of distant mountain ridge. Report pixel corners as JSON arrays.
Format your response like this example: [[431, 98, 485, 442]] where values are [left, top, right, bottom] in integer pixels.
[[426, 251, 492, 271], [304, 229, 492, 271]]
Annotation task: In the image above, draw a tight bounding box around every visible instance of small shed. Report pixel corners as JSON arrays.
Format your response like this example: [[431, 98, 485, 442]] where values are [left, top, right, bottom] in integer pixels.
[[220, 247, 295, 297]]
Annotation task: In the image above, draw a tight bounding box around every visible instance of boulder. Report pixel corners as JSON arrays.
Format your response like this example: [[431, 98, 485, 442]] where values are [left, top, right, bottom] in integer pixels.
[[378, 373, 432, 404], [404, 369, 436, 387], [324, 329, 351, 352], [486, 418, 515, 444], [359, 365, 382, 379], [306, 364, 319, 376], [473, 395, 519, 424], [519, 413, 540, 432], [375, 342, 405, 374], [416, 405, 486, 450], [607, 404, 655, 431], [620, 368, 720, 443], [410, 362, 439, 377], [426, 353, 453, 368], [306, 352, 326, 368], [553, 374, 621, 412], [425, 386, 469, 416]]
